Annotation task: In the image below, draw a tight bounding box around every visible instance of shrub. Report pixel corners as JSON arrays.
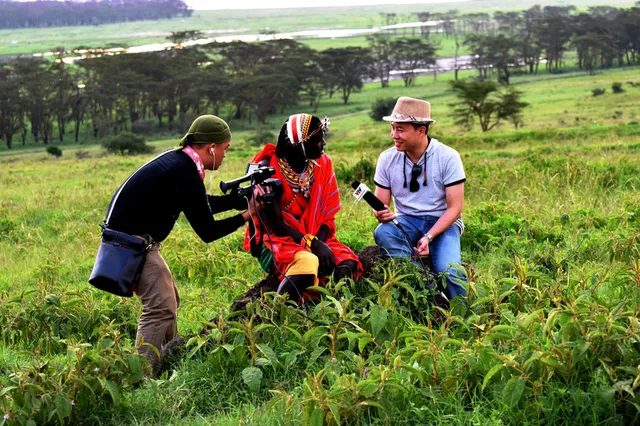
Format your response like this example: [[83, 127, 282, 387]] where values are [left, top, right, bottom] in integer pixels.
[[75, 150, 90, 159], [592, 88, 606, 97], [612, 82, 624, 93], [0, 217, 15, 239], [131, 119, 156, 135], [249, 127, 276, 147], [102, 132, 153, 155], [369, 97, 397, 121], [335, 157, 376, 183], [46, 146, 62, 157]]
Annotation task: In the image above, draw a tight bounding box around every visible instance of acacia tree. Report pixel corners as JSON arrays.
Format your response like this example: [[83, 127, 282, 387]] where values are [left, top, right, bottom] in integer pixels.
[[494, 11, 522, 36], [464, 34, 491, 79], [367, 34, 393, 88], [200, 63, 231, 117], [449, 80, 528, 132], [537, 6, 575, 73], [0, 66, 23, 149], [516, 6, 543, 74], [70, 81, 87, 143], [321, 47, 372, 104], [499, 88, 529, 129], [485, 34, 518, 84], [416, 12, 432, 38], [441, 10, 458, 37], [298, 59, 325, 112], [574, 33, 604, 74], [48, 61, 76, 142], [391, 38, 437, 87], [14, 61, 55, 144]]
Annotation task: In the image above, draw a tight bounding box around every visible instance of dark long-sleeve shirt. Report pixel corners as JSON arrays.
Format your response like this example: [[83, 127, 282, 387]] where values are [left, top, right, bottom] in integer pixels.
[[106, 149, 245, 243]]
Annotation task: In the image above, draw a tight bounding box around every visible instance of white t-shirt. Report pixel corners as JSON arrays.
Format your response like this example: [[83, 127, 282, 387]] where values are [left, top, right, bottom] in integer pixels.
[[374, 138, 466, 227]]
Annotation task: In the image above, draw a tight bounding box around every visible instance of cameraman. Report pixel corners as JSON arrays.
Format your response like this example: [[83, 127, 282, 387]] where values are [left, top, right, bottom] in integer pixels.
[[105, 115, 262, 376]]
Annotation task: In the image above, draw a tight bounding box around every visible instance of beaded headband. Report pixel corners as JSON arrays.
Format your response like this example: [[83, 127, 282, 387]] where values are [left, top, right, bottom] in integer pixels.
[[286, 114, 330, 145]]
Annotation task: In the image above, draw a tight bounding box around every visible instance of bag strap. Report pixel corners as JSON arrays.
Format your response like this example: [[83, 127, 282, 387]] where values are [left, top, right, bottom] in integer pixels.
[[104, 149, 176, 229]]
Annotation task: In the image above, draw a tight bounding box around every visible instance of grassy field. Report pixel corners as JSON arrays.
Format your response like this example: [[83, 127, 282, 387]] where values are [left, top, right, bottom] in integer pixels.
[[1, 0, 637, 56], [300, 33, 465, 56], [1, 63, 640, 424]]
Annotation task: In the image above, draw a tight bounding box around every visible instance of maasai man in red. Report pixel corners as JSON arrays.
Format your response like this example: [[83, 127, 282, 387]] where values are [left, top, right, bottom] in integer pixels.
[[244, 114, 362, 302]]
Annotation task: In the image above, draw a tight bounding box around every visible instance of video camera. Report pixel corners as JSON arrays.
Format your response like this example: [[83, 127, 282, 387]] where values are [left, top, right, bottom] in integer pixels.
[[220, 165, 283, 204]]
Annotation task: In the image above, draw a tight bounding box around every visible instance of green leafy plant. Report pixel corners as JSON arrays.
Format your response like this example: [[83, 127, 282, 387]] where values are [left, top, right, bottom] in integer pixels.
[[335, 158, 376, 184], [248, 127, 276, 147], [369, 98, 396, 121], [46, 146, 62, 158], [102, 132, 152, 156]]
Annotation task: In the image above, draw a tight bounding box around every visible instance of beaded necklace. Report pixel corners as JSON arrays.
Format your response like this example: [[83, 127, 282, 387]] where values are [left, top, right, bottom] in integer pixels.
[[279, 157, 315, 200]]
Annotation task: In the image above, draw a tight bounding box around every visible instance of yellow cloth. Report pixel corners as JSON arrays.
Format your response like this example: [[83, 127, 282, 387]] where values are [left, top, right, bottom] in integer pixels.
[[285, 251, 319, 287]]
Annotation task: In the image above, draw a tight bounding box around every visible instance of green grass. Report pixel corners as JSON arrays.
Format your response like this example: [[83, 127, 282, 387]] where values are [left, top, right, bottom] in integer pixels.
[[300, 33, 465, 56], [1, 58, 640, 425], [257, 65, 640, 136]]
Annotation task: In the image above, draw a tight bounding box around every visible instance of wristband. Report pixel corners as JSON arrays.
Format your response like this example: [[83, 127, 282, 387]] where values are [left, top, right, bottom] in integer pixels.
[[300, 234, 317, 251], [425, 232, 433, 243]]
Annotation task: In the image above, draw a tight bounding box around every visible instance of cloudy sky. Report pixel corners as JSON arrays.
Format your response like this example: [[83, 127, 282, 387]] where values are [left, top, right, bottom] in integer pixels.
[[188, 0, 452, 10]]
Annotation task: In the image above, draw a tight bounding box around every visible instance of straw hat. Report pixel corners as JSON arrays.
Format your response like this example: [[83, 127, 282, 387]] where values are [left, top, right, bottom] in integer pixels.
[[383, 97, 435, 124]]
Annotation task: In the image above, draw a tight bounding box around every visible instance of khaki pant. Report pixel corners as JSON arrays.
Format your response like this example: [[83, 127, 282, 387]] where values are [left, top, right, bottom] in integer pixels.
[[134, 240, 179, 376]]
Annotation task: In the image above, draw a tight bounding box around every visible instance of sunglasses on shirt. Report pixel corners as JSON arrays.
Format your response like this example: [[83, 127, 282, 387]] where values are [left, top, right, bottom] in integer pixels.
[[410, 163, 427, 192]]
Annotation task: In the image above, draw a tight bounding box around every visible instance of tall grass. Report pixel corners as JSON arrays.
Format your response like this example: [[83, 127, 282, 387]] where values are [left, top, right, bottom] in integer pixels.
[[2, 116, 640, 424], [1, 64, 640, 424]]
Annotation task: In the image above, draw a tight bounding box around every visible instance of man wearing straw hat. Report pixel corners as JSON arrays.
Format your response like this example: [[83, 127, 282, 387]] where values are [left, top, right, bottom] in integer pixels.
[[371, 97, 467, 300]]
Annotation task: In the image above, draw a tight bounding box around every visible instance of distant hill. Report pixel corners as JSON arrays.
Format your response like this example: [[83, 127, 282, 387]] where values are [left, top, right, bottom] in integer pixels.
[[0, 0, 192, 29]]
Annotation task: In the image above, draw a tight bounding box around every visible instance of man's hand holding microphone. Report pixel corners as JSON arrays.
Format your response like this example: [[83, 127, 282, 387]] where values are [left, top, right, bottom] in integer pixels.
[[352, 180, 429, 256], [352, 180, 397, 225]]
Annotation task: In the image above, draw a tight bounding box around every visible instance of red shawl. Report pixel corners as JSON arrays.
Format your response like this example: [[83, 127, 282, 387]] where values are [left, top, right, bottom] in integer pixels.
[[244, 144, 361, 279]]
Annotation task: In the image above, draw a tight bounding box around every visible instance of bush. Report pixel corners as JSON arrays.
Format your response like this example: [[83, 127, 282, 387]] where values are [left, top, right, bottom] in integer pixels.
[[591, 88, 606, 97], [370, 97, 397, 121], [335, 157, 376, 183], [612, 82, 624, 93], [131, 119, 157, 135], [248, 127, 276, 147], [102, 132, 153, 155], [46, 146, 62, 157]]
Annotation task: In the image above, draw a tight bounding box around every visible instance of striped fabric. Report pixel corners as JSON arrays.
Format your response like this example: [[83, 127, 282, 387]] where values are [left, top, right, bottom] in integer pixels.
[[244, 144, 362, 280], [286, 113, 313, 145]]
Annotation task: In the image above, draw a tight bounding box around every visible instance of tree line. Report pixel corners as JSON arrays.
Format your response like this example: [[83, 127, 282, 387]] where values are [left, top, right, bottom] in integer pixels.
[[1, 4, 639, 149], [460, 5, 640, 82], [379, 6, 639, 82], [0, 36, 444, 149], [0, 0, 191, 29]]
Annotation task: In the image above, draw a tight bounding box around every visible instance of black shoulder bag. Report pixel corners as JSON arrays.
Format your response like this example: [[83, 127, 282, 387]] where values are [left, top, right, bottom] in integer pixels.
[[88, 150, 173, 297]]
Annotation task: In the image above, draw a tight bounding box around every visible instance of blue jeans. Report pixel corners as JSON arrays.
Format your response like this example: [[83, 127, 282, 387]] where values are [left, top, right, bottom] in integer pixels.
[[374, 215, 467, 299]]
